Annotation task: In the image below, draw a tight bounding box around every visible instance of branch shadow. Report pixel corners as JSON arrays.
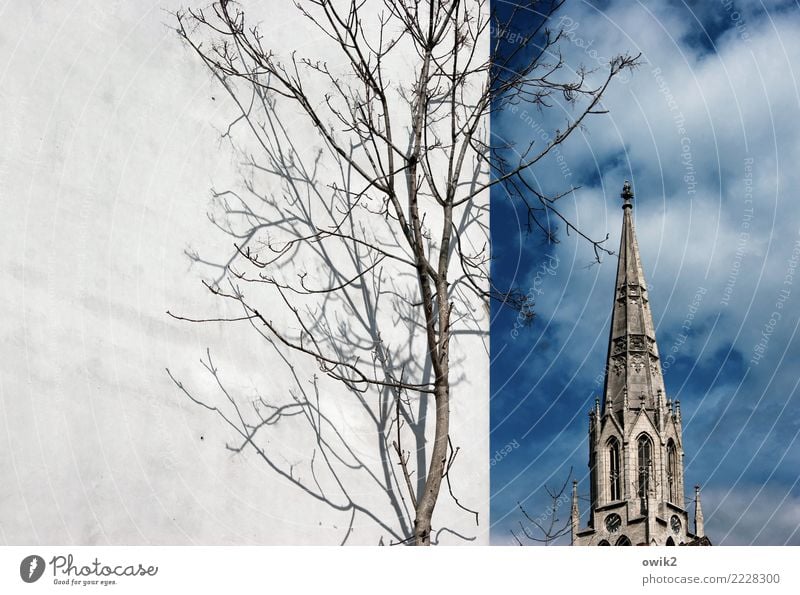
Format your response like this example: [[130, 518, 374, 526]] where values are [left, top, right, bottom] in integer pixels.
[[168, 77, 479, 544]]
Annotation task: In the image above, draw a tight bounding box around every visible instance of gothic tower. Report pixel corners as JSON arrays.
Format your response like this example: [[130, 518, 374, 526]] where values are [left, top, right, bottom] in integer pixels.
[[570, 182, 708, 546]]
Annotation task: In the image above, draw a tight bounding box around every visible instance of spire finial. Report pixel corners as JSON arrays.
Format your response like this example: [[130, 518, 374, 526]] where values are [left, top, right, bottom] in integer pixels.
[[621, 180, 633, 208]]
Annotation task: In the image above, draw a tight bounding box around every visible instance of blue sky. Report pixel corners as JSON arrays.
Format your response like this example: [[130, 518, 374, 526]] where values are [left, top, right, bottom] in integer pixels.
[[490, 0, 800, 545]]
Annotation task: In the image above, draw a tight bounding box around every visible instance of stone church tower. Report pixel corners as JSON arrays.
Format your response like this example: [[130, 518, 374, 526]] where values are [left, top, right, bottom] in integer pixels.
[[570, 182, 709, 546]]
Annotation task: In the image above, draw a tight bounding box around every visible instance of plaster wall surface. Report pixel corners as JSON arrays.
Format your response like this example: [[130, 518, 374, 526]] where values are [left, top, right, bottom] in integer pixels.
[[0, 0, 489, 545]]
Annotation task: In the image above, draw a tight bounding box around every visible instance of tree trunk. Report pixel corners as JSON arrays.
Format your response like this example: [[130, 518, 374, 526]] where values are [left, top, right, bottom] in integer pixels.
[[413, 289, 451, 546], [413, 375, 450, 545]]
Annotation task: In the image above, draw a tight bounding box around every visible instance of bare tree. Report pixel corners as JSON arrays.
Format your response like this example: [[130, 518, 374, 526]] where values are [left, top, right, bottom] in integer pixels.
[[511, 469, 572, 545], [169, 0, 638, 545]]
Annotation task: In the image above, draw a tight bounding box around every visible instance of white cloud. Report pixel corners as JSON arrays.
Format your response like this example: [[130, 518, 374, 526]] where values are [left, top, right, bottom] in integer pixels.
[[492, 0, 800, 544]]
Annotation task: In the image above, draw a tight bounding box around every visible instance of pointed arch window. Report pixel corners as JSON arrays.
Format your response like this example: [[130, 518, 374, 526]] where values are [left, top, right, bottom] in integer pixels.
[[637, 434, 653, 514], [608, 438, 622, 501], [667, 440, 678, 503], [616, 535, 632, 546]]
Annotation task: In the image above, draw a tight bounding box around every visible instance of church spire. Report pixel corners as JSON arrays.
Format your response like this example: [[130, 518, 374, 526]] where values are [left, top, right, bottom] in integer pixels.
[[601, 181, 666, 420], [571, 182, 709, 546]]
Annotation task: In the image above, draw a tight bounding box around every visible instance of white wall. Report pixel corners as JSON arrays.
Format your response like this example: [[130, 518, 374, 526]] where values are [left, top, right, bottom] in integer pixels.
[[0, 1, 489, 545]]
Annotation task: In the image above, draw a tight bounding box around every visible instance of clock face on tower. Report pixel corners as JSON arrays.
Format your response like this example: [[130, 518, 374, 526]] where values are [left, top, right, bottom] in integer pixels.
[[670, 515, 682, 535], [605, 513, 622, 534]]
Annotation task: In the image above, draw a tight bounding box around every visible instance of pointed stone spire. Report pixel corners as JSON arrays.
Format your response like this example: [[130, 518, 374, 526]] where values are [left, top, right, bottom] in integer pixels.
[[601, 181, 667, 420], [694, 485, 705, 537], [573, 181, 710, 546], [570, 480, 580, 544]]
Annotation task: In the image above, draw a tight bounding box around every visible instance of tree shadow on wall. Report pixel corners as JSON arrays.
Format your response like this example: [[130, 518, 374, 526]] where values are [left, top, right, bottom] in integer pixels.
[[167, 74, 485, 545]]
